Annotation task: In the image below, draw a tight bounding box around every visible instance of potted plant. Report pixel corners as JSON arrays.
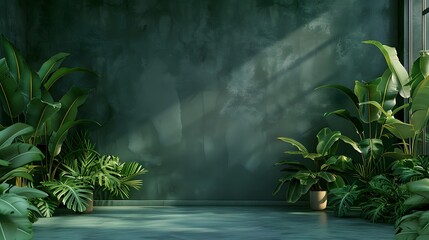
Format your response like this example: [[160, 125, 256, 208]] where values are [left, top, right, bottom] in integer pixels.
[[274, 127, 358, 210], [42, 132, 148, 213]]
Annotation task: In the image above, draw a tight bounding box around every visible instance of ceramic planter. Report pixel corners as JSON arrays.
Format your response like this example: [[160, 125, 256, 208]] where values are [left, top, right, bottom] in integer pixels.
[[85, 192, 94, 213], [310, 190, 327, 211]]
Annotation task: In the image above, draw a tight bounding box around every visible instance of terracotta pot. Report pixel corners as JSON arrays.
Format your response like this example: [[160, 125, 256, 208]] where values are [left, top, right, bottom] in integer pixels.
[[85, 193, 94, 213], [310, 190, 327, 211]]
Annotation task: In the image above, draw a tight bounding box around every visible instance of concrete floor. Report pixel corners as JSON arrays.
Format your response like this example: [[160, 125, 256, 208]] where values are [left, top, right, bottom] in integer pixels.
[[33, 206, 394, 240]]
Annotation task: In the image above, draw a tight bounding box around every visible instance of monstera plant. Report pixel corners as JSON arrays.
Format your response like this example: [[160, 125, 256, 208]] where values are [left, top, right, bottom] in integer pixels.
[[0, 123, 47, 240]]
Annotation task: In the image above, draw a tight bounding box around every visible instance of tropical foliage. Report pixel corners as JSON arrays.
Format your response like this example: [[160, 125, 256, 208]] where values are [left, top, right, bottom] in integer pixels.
[[395, 179, 429, 239], [0, 123, 47, 240], [42, 132, 147, 213], [273, 127, 356, 203]]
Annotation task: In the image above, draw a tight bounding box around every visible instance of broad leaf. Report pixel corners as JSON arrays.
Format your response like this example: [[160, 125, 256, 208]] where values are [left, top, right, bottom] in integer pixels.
[[384, 117, 415, 139], [277, 137, 308, 154], [285, 178, 303, 203], [52, 87, 90, 131], [316, 128, 341, 156], [355, 79, 382, 123], [43, 67, 94, 91], [316, 84, 359, 109], [0, 58, 25, 117], [0, 123, 33, 149], [48, 119, 99, 157], [377, 69, 399, 111], [0, 143, 44, 169], [38, 52, 70, 84], [25, 98, 61, 138], [324, 109, 363, 134], [359, 138, 384, 161], [363, 40, 410, 98], [411, 75, 429, 133]]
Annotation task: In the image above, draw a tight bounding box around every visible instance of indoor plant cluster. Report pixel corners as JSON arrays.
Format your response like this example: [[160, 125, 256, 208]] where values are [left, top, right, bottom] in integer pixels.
[[274, 40, 429, 239], [0, 35, 147, 239]]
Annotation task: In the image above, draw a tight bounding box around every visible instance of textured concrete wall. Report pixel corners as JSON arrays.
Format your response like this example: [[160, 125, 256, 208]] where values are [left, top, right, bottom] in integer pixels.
[[21, 0, 398, 200], [0, 0, 26, 57]]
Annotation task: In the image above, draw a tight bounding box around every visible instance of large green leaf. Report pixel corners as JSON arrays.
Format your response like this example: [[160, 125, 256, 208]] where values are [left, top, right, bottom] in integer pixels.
[[355, 79, 382, 123], [1, 36, 41, 104], [25, 98, 61, 138], [42, 179, 93, 212], [43, 67, 94, 91], [0, 123, 33, 149], [0, 167, 33, 183], [411, 75, 429, 133], [363, 40, 410, 98], [316, 84, 359, 109], [359, 138, 384, 161], [285, 178, 303, 203], [0, 58, 25, 117], [384, 117, 415, 140], [48, 119, 98, 157], [316, 128, 341, 156], [52, 87, 90, 131], [0, 193, 33, 240], [329, 185, 360, 217], [38, 52, 70, 84], [377, 69, 399, 111], [277, 137, 308, 154], [8, 186, 48, 199], [338, 135, 361, 153], [318, 172, 336, 182], [0, 143, 44, 169], [324, 109, 363, 134]]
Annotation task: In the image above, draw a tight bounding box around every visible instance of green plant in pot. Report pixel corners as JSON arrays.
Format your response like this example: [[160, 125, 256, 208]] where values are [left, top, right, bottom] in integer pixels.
[[274, 127, 358, 210], [42, 132, 147, 213], [0, 123, 47, 240]]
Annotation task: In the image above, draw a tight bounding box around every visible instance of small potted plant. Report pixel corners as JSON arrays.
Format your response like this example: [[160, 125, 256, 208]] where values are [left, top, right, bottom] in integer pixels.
[[274, 127, 357, 210]]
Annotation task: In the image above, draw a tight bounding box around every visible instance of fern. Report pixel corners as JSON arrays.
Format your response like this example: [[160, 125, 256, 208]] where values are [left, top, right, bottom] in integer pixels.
[[329, 184, 361, 217]]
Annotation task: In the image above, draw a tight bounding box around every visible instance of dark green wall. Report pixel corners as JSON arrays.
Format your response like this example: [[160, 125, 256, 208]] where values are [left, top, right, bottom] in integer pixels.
[[2, 0, 399, 200]]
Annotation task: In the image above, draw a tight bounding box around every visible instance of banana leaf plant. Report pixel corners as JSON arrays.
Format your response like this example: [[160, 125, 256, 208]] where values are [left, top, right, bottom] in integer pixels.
[[0, 123, 47, 240], [320, 41, 429, 220], [273, 127, 359, 203], [0, 35, 96, 184]]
